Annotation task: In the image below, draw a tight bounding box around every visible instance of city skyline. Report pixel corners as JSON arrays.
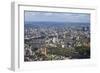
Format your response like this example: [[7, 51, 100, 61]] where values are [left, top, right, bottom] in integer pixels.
[[24, 11, 90, 61]]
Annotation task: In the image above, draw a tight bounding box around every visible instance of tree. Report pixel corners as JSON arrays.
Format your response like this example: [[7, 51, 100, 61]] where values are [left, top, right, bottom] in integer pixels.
[[74, 46, 90, 59]]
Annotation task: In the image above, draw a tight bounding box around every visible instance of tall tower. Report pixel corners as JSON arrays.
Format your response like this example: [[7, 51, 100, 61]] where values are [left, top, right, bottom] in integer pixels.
[[44, 47, 47, 56], [55, 32, 58, 43]]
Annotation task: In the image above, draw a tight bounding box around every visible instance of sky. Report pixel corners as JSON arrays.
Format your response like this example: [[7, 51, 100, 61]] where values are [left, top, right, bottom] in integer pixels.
[[24, 11, 90, 23]]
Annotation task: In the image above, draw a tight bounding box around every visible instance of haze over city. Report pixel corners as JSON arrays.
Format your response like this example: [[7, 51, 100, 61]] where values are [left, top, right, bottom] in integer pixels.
[[24, 11, 90, 23]]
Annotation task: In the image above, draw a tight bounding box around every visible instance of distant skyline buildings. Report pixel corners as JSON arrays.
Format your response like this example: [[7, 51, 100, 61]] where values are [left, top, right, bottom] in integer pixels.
[[24, 11, 90, 23]]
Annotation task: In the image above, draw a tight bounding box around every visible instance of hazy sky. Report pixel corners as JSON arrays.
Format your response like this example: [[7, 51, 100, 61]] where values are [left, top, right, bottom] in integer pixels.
[[24, 11, 90, 23]]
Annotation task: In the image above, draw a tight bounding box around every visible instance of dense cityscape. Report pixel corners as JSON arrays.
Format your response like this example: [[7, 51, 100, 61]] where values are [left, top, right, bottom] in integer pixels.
[[24, 22, 90, 61]]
